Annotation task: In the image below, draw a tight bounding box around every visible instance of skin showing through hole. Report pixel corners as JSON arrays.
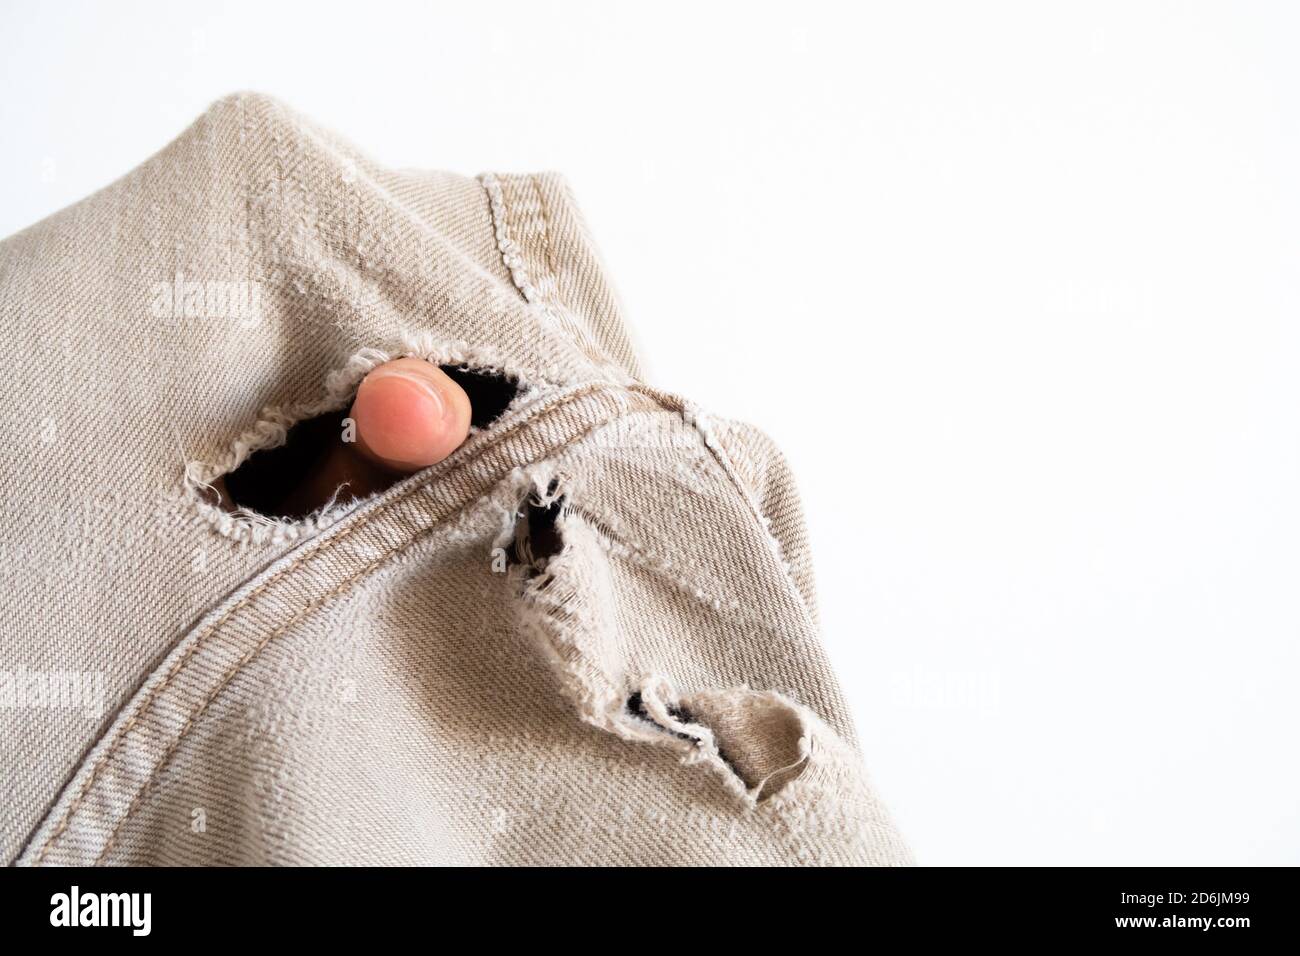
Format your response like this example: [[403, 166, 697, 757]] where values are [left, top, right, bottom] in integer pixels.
[[219, 363, 520, 519]]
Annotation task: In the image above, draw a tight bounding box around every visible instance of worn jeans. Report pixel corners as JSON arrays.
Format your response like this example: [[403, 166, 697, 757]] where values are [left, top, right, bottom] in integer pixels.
[[0, 94, 911, 866]]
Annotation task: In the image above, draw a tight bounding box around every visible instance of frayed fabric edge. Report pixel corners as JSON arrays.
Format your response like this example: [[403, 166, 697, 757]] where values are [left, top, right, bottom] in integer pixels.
[[186, 332, 557, 546], [630, 675, 815, 805], [502, 470, 817, 806]]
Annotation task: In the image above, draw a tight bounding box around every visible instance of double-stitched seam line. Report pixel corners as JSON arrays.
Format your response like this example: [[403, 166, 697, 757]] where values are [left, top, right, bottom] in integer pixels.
[[529, 174, 561, 303], [88, 412, 629, 865], [569, 502, 818, 639], [484, 173, 612, 373], [531, 176, 617, 372], [624, 383, 763, 525], [622, 382, 816, 623], [481, 173, 535, 303], [90, 518, 455, 864], [30, 382, 624, 864]]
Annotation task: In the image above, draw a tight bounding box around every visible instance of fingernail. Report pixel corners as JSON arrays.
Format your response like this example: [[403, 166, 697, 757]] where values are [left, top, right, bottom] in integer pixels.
[[367, 367, 447, 419], [352, 363, 471, 471]]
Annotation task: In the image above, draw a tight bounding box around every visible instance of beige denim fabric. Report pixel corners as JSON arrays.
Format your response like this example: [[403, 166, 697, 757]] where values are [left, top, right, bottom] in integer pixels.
[[0, 94, 912, 866]]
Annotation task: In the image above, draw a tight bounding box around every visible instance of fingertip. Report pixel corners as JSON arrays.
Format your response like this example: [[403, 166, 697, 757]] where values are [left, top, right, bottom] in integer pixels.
[[350, 358, 472, 472]]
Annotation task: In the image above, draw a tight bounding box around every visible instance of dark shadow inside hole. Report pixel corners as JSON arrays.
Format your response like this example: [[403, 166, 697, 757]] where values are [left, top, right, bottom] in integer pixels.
[[507, 486, 565, 568], [222, 408, 346, 519], [441, 365, 521, 429], [624, 691, 746, 783], [625, 692, 700, 742], [221, 365, 522, 518], [525, 494, 564, 561]]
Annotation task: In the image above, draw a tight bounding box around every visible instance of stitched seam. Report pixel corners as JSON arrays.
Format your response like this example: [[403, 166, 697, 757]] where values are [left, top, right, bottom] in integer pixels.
[[624, 384, 763, 525], [623, 383, 814, 619], [481, 173, 537, 303], [486, 173, 612, 372], [530, 174, 561, 305], [570, 502, 818, 639], [31, 382, 621, 863], [90, 505, 469, 864], [88, 413, 626, 865], [531, 175, 620, 372]]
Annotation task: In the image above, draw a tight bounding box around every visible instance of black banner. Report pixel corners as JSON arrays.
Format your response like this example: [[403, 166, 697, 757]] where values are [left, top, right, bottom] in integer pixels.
[[0, 866, 1289, 943]]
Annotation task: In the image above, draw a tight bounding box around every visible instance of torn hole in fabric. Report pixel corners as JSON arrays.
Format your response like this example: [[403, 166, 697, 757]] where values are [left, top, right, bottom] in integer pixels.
[[220, 365, 522, 520], [186, 334, 546, 545], [503, 477, 565, 573], [501, 470, 817, 804]]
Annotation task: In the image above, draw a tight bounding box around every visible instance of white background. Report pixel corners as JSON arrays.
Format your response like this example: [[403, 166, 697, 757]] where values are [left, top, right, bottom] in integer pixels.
[[3, 1, 1297, 865]]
